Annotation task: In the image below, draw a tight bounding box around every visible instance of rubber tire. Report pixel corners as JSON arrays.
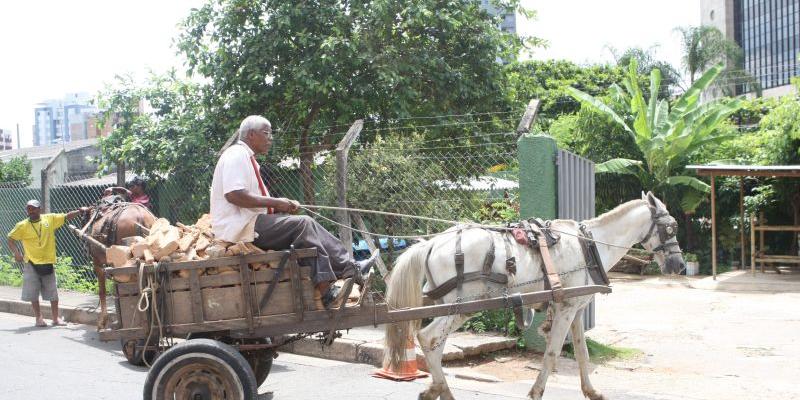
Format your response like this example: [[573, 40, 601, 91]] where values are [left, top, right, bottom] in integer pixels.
[[121, 338, 159, 366], [186, 333, 274, 387], [245, 347, 274, 388], [142, 338, 258, 400]]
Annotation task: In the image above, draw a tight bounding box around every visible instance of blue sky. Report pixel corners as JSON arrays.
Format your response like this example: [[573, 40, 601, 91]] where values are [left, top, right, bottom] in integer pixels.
[[0, 0, 699, 149]]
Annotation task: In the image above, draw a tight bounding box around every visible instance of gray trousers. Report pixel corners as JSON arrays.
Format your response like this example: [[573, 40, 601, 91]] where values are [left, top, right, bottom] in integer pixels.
[[253, 214, 354, 284]]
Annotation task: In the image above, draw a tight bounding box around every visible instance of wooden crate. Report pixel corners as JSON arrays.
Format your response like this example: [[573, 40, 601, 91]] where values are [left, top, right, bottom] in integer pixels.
[[115, 258, 315, 329]]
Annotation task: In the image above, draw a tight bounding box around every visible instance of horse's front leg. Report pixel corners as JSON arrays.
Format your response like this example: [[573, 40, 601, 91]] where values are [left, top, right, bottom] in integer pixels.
[[570, 312, 606, 400], [528, 304, 574, 400], [417, 314, 468, 400], [94, 263, 108, 331]]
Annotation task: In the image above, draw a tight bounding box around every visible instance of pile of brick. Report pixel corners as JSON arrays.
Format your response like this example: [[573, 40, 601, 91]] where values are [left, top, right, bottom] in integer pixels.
[[105, 214, 271, 282]]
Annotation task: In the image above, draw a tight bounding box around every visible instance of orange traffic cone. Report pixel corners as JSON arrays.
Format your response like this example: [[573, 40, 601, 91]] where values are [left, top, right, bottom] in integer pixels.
[[372, 334, 429, 381]]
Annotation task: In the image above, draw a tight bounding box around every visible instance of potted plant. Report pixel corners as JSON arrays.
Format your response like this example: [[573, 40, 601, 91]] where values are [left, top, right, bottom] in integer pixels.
[[684, 253, 699, 276]]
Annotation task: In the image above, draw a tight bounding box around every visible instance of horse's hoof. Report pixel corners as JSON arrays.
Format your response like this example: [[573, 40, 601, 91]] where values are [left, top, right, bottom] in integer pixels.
[[585, 391, 606, 400], [418, 388, 440, 400], [439, 388, 456, 400], [528, 387, 544, 400]]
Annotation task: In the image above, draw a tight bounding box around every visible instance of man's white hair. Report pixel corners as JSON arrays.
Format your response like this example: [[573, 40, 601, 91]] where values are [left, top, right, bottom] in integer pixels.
[[238, 115, 271, 140]]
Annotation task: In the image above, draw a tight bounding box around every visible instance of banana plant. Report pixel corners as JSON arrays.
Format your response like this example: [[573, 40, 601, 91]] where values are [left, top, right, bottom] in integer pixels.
[[567, 59, 743, 213]]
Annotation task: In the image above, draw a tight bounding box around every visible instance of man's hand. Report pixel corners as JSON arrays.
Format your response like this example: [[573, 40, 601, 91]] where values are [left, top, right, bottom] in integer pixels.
[[274, 198, 300, 214], [13, 252, 23, 263]]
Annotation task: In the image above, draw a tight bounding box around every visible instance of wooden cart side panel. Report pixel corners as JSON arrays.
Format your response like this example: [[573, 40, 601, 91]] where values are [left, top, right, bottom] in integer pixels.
[[115, 267, 312, 296], [118, 295, 147, 330]]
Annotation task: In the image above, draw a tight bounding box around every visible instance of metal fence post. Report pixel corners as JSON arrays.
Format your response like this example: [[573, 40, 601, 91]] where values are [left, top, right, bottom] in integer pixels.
[[334, 120, 364, 248]]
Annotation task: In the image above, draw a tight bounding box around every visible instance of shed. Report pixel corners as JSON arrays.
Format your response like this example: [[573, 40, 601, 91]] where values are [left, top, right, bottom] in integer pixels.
[[685, 164, 800, 279]]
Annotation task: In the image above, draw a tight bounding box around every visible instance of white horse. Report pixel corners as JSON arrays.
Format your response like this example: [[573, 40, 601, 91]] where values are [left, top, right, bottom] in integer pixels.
[[383, 192, 685, 400]]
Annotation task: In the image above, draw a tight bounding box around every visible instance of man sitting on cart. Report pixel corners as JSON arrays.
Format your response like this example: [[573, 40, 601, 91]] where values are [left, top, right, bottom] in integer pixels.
[[210, 115, 379, 309]]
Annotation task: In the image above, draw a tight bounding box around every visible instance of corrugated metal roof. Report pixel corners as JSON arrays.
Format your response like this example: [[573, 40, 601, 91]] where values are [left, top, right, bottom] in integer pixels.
[[0, 138, 99, 160], [686, 164, 800, 177]]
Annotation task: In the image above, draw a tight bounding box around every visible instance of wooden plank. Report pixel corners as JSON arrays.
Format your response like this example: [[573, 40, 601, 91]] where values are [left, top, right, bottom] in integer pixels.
[[711, 175, 717, 280], [751, 215, 756, 276], [752, 225, 800, 232], [739, 177, 745, 270], [116, 267, 312, 296], [239, 259, 255, 333], [105, 249, 319, 276], [335, 119, 364, 248], [101, 285, 611, 340], [759, 212, 765, 273], [289, 254, 305, 321], [189, 269, 204, 323], [516, 99, 540, 136], [754, 256, 800, 263]]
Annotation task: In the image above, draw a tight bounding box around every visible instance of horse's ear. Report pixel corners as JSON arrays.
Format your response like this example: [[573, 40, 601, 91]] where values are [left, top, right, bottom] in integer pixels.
[[646, 191, 658, 207], [641, 191, 648, 200]]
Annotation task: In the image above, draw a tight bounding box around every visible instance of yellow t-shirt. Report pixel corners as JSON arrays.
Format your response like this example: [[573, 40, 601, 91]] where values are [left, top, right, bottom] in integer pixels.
[[7, 214, 66, 264]]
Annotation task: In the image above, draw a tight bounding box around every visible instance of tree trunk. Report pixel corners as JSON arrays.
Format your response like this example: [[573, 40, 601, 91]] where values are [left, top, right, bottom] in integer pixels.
[[298, 104, 322, 205]]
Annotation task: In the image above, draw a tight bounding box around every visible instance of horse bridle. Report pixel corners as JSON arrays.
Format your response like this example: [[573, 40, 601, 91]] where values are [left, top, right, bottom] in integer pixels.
[[639, 206, 682, 256]]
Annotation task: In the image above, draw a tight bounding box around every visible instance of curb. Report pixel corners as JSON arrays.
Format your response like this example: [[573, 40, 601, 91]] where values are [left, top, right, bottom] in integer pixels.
[[0, 298, 517, 368], [0, 298, 102, 326]]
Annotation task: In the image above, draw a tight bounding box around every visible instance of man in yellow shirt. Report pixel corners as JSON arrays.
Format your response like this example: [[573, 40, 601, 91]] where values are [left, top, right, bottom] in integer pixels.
[[6, 200, 86, 327]]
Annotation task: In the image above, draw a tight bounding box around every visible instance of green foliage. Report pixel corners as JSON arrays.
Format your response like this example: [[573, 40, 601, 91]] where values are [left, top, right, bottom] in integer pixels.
[[0, 156, 32, 186], [503, 60, 627, 131], [0, 256, 108, 294], [675, 26, 760, 91], [562, 337, 642, 363], [683, 252, 698, 262], [97, 72, 226, 222], [610, 46, 682, 94], [568, 59, 744, 213], [462, 309, 520, 336], [176, 0, 541, 203]]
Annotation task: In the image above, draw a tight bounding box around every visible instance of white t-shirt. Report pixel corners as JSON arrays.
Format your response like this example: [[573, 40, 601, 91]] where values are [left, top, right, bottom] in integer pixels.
[[210, 141, 268, 243]]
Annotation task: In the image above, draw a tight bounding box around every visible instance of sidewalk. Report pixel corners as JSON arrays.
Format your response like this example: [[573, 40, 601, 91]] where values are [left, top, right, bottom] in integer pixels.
[[0, 285, 517, 368]]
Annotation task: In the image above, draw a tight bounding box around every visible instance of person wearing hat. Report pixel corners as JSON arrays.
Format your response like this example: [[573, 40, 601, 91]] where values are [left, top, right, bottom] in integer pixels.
[[103, 176, 152, 210], [6, 200, 88, 327]]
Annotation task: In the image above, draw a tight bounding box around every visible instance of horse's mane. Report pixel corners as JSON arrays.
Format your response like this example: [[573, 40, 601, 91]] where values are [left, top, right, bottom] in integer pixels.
[[583, 199, 647, 227]]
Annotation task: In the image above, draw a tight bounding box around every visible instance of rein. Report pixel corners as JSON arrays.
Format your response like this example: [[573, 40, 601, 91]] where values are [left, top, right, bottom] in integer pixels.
[[300, 204, 658, 255]]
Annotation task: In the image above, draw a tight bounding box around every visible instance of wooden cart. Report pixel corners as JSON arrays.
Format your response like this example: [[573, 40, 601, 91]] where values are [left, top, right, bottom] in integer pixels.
[[99, 247, 610, 400]]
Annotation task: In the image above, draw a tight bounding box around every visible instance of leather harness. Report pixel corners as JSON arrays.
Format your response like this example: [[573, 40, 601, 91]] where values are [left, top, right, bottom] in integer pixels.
[[423, 219, 607, 303]]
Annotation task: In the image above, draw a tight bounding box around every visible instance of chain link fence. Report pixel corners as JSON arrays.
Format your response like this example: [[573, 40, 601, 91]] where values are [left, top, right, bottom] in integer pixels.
[[0, 114, 523, 290]]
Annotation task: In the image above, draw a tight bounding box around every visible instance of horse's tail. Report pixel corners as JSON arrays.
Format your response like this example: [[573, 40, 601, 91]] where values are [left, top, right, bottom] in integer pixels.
[[383, 239, 433, 371]]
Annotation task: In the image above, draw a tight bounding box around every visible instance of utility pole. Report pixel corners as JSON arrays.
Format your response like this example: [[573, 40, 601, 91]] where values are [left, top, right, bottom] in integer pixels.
[[16, 123, 20, 149]]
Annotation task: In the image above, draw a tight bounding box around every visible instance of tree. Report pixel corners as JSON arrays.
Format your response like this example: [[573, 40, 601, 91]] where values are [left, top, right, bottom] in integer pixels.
[[674, 25, 758, 95], [176, 0, 538, 204], [610, 46, 682, 94], [567, 59, 744, 215], [0, 156, 32, 187], [503, 60, 626, 131], [97, 72, 227, 222]]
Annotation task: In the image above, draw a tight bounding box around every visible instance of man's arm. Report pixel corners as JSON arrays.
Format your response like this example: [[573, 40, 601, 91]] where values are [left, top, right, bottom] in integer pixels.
[[6, 238, 23, 263], [65, 207, 90, 220], [224, 190, 299, 213]]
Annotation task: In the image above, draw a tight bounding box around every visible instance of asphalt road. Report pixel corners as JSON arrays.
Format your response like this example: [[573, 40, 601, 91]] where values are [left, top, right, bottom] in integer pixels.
[[0, 311, 674, 400], [0, 312, 519, 400]]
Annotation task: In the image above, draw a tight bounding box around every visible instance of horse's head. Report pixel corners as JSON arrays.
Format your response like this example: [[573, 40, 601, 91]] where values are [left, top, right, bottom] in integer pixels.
[[639, 192, 685, 275]]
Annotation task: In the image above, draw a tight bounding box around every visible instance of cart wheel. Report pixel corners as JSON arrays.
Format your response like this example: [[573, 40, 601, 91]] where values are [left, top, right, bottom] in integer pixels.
[[241, 340, 274, 388], [143, 339, 257, 400], [121, 338, 159, 366]]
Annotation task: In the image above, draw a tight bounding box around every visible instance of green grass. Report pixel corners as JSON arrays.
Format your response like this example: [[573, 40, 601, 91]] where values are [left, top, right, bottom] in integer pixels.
[[562, 338, 642, 363], [0, 255, 111, 294]]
